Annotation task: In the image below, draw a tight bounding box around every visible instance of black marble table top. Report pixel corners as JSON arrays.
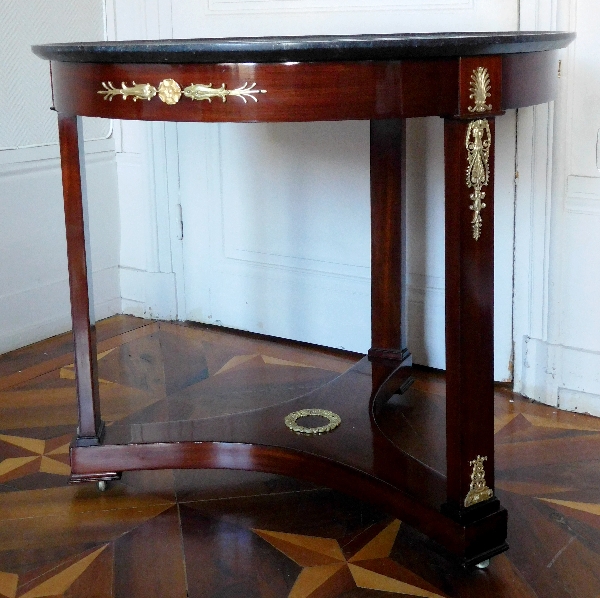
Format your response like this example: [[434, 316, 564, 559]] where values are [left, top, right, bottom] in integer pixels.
[[33, 31, 575, 64]]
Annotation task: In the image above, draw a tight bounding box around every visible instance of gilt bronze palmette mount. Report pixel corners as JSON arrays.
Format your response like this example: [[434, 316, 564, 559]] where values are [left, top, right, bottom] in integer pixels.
[[468, 66, 492, 113], [99, 79, 266, 104]]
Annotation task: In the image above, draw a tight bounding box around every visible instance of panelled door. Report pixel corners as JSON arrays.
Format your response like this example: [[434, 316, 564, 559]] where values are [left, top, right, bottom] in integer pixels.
[[175, 1, 519, 379]]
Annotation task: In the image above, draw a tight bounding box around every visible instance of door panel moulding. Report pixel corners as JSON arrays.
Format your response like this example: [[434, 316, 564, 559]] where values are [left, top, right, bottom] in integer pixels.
[[206, 0, 473, 13], [565, 175, 600, 214]]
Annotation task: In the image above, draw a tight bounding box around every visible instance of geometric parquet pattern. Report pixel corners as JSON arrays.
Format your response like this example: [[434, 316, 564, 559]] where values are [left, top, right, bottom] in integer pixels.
[[1, 315, 600, 597]]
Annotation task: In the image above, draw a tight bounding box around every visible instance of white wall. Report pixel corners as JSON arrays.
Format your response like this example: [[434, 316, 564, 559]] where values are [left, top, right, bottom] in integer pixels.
[[513, 0, 600, 415], [0, 0, 120, 354]]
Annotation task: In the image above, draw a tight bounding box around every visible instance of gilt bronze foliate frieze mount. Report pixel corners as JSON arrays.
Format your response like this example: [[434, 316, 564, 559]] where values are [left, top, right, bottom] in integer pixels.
[[99, 79, 267, 105]]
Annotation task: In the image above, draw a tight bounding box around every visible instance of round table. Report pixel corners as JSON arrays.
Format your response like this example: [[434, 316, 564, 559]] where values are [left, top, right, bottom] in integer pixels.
[[33, 31, 575, 567]]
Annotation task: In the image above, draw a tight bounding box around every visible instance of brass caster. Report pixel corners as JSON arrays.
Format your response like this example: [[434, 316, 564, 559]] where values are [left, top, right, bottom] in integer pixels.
[[475, 559, 490, 570], [97, 480, 108, 492]]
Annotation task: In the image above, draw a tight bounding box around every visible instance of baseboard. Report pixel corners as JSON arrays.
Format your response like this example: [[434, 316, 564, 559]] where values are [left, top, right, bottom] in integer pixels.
[[0, 267, 120, 355], [520, 336, 600, 416], [120, 267, 177, 320], [408, 282, 446, 370]]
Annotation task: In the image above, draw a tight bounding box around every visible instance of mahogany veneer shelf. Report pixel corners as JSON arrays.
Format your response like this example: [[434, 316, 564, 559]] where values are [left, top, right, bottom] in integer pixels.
[[33, 31, 574, 568]]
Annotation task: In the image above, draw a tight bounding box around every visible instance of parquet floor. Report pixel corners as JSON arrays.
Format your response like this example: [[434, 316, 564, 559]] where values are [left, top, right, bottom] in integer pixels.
[[1, 315, 600, 598]]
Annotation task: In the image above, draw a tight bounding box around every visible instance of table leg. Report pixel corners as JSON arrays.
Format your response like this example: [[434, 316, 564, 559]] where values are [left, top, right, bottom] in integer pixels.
[[443, 116, 496, 520], [57, 114, 104, 446], [368, 119, 412, 403]]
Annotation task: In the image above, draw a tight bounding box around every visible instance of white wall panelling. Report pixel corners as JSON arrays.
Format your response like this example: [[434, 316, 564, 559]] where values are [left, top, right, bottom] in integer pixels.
[[512, 0, 558, 392], [561, 207, 600, 351], [513, 103, 554, 386], [179, 115, 517, 369], [513, 0, 559, 398], [565, 175, 600, 215], [404, 114, 517, 376], [171, 0, 517, 37], [0, 152, 120, 354], [117, 122, 182, 320], [0, 139, 115, 167], [176, 3, 518, 381], [107, 0, 184, 320], [514, 0, 600, 415], [404, 117, 446, 369], [565, 0, 600, 177], [180, 121, 373, 351], [0, 0, 110, 150], [0, 0, 120, 354], [206, 0, 473, 14]]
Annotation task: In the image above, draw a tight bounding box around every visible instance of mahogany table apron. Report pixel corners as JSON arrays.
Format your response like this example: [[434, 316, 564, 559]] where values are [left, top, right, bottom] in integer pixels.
[[33, 31, 575, 567]]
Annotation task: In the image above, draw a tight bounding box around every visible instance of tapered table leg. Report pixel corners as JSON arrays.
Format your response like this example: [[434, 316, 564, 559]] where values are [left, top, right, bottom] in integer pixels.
[[443, 116, 497, 520], [57, 113, 104, 446], [368, 119, 412, 402]]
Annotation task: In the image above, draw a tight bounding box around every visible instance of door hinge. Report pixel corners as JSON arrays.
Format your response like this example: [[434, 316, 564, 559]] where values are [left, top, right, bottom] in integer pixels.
[[176, 204, 184, 240]]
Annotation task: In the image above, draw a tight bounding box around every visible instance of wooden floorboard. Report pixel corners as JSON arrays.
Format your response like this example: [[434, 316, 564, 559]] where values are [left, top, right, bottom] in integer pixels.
[[1, 315, 599, 597]]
